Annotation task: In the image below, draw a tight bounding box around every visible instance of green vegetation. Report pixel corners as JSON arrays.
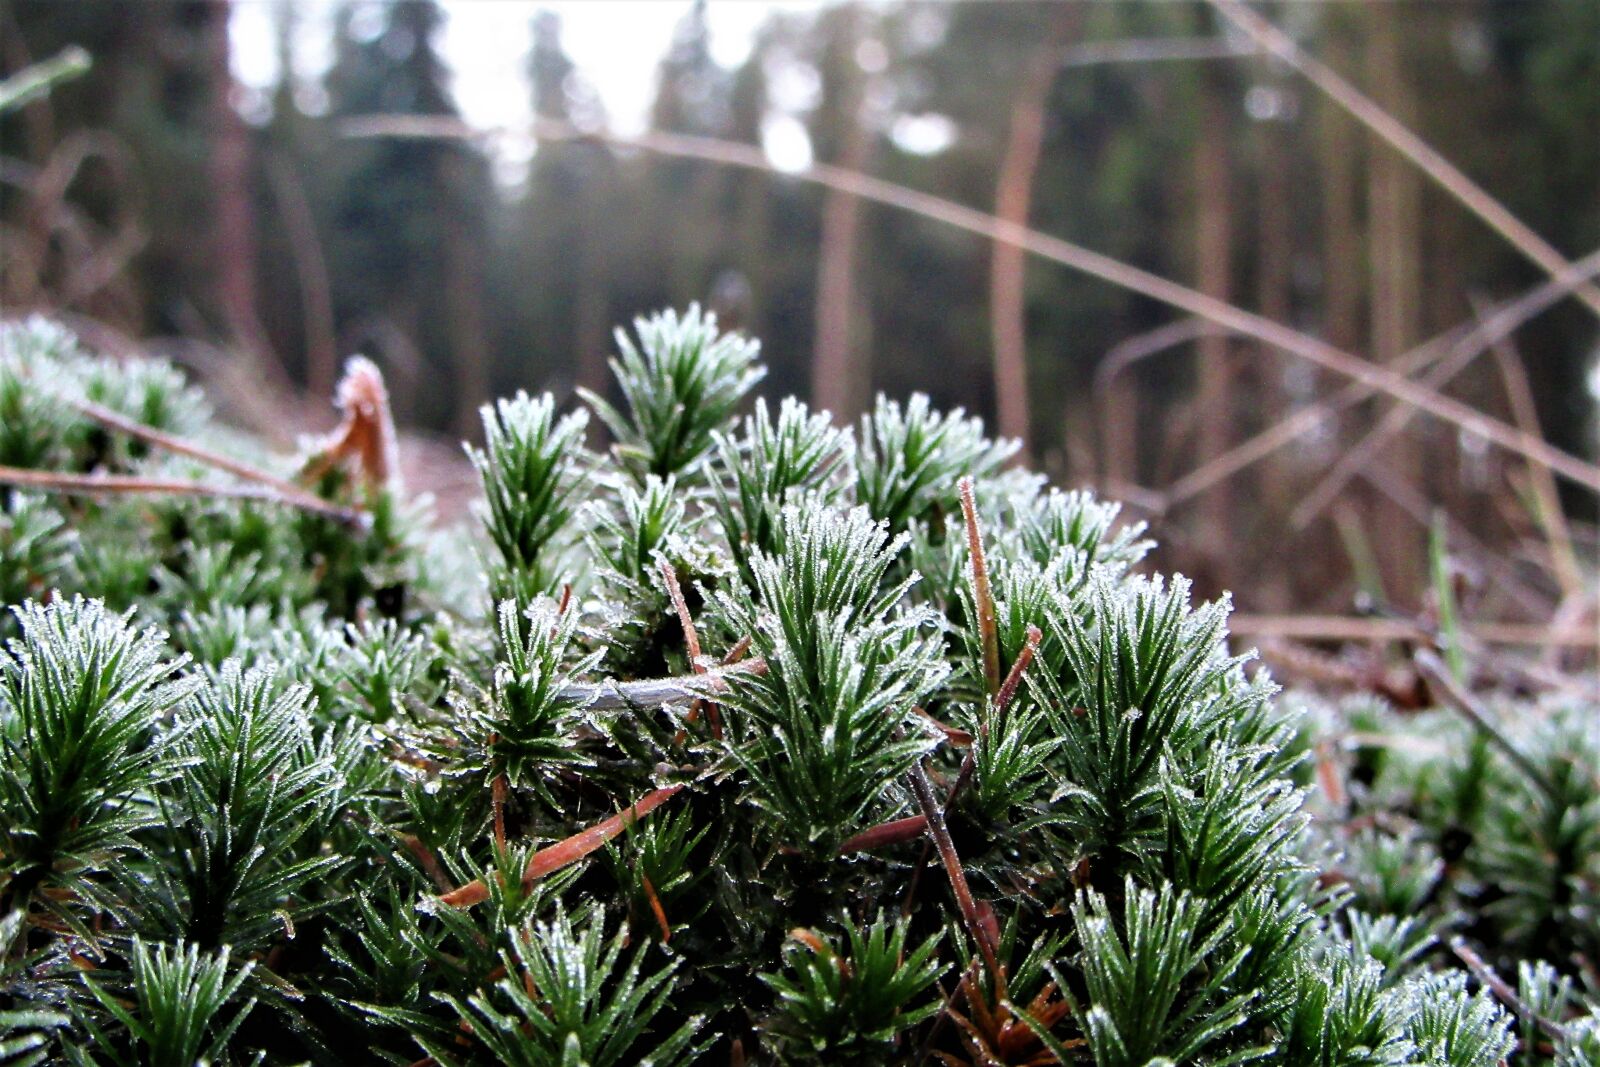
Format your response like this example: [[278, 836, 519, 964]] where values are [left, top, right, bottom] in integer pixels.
[[0, 313, 1594, 1064]]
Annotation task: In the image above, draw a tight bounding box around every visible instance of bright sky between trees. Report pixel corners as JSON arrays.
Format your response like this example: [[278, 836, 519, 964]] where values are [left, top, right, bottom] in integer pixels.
[[230, 0, 826, 136]]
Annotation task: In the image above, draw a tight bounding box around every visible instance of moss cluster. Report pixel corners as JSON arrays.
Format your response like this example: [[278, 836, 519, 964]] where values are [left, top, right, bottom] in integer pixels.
[[1, 313, 1592, 1065]]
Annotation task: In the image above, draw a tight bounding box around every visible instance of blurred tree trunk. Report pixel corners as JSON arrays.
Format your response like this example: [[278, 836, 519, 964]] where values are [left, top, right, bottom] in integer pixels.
[[1193, 64, 1235, 570], [205, 0, 268, 365], [811, 5, 872, 421], [445, 158, 490, 440], [265, 155, 338, 401], [1319, 76, 1362, 354], [575, 154, 612, 401], [1367, 20, 1422, 371], [989, 6, 1077, 457], [731, 178, 768, 339], [1316, 18, 1364, 613], [725, 49, 770, 342], [1254, 111, 1297, 610], [1365, 5, 1425, 598], [1257, 125, 1292, 333]]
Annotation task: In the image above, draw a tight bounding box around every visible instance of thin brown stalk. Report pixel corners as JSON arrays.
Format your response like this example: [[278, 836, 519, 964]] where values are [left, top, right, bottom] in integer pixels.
[[1096, 320, 1223, 390], [399, 834, 454, 895], [440, 785, 684, 907], [641, 873, 672, 944], [838, 815, 930, 854], [1229, 614, 1597, 649], [907, 758, 1000, 982], [1314, 739, 1347, 809], [660, 558, 729, 740], [1357, 467, 1552, 622], [1414, 650, 1560, 802], [703, 642, 740, 739], [1208, 0, 1600, 320], [64, 394, 341, 510], [991, 625, 1043, 739], [1475, 296, 1584, 603], [959, 477, 1001, 696], [947, 625, 1042, 811], [1164, 247, 1600, 512], [658, 559, 704, 666], [491, 773, 508, 850], [1094, 318, 1222, 485], [1451, 937, 1570, 1045], [205, 2, 272, 376], [918, 708, 974, 747], [342, 115, 1600, 493], [811, 5, 875, 422], [0, 464, 365, 525]]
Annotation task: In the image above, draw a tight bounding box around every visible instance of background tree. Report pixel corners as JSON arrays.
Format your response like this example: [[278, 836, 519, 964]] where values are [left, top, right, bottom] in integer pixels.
[[2, 0, 1595, 621]]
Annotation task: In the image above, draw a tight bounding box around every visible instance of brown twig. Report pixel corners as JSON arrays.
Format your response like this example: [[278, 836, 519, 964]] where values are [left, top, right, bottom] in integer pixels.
[[959, 477, 1001, 697], [641, 873, 672, 944], [660, 559, 732, 741], [63, 394, 345, 511], [1209, 0, 1600, 320], [399, 835, 454, 896], [946, 625, 1043, 811], [907, 758, 1000, 982], [658, 559, 704, 666], [1094, 318, 1223, 485], [1451, 936, 1570, 1045], [991, 626, 1043, 740], [1159, 247, 1600, 512], [341, 114, 1600, 492], [810, 5, 875, 423], [1414, 650, 1559, 802], [1229, 614, 1596, 649], [440, 785, 684, 907], [838, 815, 931, 854], [722, 634, 752, 666], [491, 773, 508, 850], [917, 709, 974, 747], [1476, 295, 1584, 604], [0, 464, 366, 525]]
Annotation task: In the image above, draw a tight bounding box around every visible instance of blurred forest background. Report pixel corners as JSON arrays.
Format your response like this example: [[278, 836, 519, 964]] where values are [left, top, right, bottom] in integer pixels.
[[1, 0, 1596, 636]]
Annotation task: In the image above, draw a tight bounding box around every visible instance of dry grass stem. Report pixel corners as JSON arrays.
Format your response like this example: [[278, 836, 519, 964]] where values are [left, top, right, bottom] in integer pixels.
[[341, 114, 1600, 492], [1230, 614, 1597, 649], [1209, 0, 1600, 320], [0, 463, 365, 525]]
